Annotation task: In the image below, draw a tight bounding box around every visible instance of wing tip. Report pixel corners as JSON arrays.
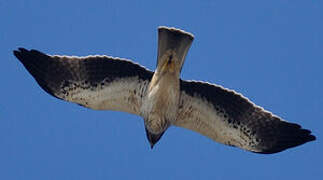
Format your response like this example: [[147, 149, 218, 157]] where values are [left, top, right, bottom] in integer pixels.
[[13, 47, 26, 59], [13, 48, 30, 65], [13, 50, 20, 58], [13, 47, 60, 98], [254, 126, 316, 154], [13, 48, 40, 63]]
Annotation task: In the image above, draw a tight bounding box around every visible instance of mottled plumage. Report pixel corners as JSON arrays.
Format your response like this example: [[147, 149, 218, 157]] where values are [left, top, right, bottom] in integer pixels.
[[13, 26, 315, 154]]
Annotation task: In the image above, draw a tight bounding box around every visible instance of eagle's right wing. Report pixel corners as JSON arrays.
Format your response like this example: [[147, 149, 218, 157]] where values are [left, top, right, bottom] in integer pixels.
[[13, 48, 153, 115], [174, 80, 315, 154]]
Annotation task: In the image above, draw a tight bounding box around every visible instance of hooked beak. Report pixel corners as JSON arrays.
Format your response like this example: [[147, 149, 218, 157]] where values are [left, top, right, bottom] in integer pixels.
[[145, 127, 165, 149]]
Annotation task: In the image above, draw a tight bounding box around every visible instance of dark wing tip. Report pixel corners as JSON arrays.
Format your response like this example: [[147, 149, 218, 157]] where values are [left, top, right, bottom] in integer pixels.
[[13, 47, 59, 98], [13, 47, 29, 53], [255, 123, 316, 154], [13, 47, 25, 59], [13, 48, 42, 63], [13, 47, 32, 66]]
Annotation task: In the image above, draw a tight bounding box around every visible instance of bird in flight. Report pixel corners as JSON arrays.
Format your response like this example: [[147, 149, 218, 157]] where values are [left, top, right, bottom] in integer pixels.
[[13, 26, 315, 154]]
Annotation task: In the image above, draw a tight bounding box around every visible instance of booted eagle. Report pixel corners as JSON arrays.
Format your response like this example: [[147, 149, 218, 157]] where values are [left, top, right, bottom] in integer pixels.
[[13, 26, 315, 154]]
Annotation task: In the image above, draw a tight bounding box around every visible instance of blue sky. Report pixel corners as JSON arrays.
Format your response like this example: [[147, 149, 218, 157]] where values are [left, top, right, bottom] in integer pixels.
[[1, 0, 322, 179]]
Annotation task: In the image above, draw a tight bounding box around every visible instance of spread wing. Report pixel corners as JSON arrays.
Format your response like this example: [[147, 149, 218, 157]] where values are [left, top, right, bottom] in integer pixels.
[[13, 48, 153, 115], [175, 80, 316, 154]]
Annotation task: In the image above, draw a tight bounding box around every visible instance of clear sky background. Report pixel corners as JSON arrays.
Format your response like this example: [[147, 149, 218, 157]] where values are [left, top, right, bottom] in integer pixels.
[[1, 0, 322, 179]]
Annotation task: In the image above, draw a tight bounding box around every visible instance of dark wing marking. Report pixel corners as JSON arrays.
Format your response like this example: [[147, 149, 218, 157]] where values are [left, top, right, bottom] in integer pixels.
[[13, 48, 153, 115], [174, 80, 315, 154]]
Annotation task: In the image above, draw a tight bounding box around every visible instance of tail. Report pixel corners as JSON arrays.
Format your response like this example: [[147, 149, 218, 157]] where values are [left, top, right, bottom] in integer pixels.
[[157, 26, 194, 73]]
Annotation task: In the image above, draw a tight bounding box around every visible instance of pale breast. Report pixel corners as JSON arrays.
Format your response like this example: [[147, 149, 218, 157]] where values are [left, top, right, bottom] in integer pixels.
[[141, 73, 180, 133]]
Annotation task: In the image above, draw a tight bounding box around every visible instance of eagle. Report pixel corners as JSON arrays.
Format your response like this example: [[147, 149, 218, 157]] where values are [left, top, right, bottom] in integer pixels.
[[13, 26, 315, 154]]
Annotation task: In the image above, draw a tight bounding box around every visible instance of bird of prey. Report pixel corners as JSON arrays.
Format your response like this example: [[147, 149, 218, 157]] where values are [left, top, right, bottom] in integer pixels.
[[13, 26, 315, 154]]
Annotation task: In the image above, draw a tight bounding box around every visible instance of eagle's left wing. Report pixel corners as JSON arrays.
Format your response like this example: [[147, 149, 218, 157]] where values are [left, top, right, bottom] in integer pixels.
[[174, 80, 315, 154], [13, 48, 153, 115]]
